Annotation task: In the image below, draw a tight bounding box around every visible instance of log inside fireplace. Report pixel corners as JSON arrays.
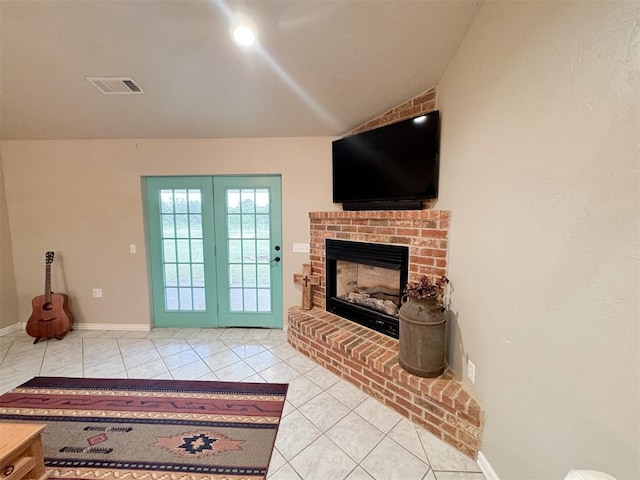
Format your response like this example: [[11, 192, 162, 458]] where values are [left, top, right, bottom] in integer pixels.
[[325, 239, 409, 338]]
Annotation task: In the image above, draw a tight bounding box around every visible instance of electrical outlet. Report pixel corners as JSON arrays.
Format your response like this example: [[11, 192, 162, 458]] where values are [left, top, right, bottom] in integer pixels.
[[467, 359, 476, 384], [293, 243, 310, 253], [129, 243, 137, 254], [92, 288, 103, 298]]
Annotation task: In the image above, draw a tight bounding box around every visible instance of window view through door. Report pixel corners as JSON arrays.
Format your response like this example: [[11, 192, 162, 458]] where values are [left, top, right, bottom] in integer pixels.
[[145, 176, 282, 329], [160, 188, 206, 312], [225, 188, 273, 312]]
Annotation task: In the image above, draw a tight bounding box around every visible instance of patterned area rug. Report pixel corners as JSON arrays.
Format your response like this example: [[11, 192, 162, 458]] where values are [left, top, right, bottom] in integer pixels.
[[0, 377, 288, 480]]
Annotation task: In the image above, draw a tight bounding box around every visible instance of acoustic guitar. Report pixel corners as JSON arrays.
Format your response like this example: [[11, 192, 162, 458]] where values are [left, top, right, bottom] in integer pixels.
[[26, 251, 74, 344]]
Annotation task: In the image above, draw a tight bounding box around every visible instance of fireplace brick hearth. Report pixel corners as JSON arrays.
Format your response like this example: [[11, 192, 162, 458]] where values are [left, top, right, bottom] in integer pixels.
[[288, 306, 484, 458], [286, 209, 485, 458]]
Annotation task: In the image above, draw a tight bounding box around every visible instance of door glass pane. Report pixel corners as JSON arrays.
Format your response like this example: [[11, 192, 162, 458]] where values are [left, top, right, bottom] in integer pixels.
[[193, 288, 206, 311], [243, 264, 256, 287], [229, 264, 242, 287], [160, 190, 174, 213], [230, 288, 243, 311], [228, 240, 241, 263], [162, 215, 175, 238], [166, 288, 178, 310], [227, 189, 241, 213], [188, 190, 202, 213], [256, 240, 270, 263], [258, 289, 271, 311], [257, 265, 271, 287], [190, 215, 203, 238], [241, 190, 255, 213], [178, 264, 192, 286], [255, 189, 269, 213], [256, 215, 270, 238], [242, 240, 256, 263], [179, 288, 193, 309], [159, 187, 205, 312], [228, 215, 241, 238], [175, 215, 189, 237], [224, 187, 272, 314], [243, 289, 257, 311], [163, 240, 176, 263], [176, 239, 191, 262], [241, 215, 255, 238], [192, 264, 205, 287], [191, 240, 203, 262], [174, 190, 188, 213]]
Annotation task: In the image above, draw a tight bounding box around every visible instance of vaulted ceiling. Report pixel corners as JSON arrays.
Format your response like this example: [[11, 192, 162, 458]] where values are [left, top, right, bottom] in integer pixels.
[[0, 0, 481, 140]]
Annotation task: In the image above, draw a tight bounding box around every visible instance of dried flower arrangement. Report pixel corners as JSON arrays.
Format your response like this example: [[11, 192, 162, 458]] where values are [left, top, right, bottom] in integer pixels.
[[403, 275, 449, 304]]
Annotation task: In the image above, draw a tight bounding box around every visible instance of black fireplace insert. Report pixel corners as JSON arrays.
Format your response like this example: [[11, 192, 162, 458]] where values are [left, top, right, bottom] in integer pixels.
[[325, 239, 409, 338]]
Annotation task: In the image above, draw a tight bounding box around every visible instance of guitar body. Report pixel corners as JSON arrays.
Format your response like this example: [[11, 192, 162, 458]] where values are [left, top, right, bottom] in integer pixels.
[[26, 293, 74, 341], [25, 251, 74, 343]]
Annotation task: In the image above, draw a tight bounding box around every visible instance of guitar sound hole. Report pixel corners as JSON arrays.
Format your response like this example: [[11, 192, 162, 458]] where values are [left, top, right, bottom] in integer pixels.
[[42, 302, 53, 311]]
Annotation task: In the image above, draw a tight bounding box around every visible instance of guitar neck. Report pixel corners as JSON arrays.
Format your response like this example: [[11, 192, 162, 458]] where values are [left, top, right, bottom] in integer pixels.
[[44, 263, 52, 302]]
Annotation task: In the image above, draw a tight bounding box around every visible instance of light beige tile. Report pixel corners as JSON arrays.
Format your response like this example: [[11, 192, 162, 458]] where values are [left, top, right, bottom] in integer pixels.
[[267, 448, 286, 477], [304, 365, 341, 390], [290, 435, 357, 480], [285, 376, 323, 408], [126, 359, 168, 379], [354, 397, 403, 434], [268, 464, 301, 480], [259, 362, 301, 383], [326, 412, 384, 463], [417, 428, 481, 472], [170, 360, 213, 380], [298, 392, 350, 432], [388, 418, 430, 463], [244, 350, 282, 372], [345, 467, 375, 480], [284, 353, 318, 374], [162, 349, 201, 370], [214, 361, 256, 381], [274, 410, 322, 460], [326, 379, 369, 409], [230, 343, 267, 359], [201, 349, 242, 370], [360, 437, 429, 480], [269, 343, 299, 360]]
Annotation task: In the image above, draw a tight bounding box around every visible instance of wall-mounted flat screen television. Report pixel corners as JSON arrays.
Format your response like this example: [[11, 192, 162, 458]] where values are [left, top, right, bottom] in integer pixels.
[[332, 110, 440, 210]]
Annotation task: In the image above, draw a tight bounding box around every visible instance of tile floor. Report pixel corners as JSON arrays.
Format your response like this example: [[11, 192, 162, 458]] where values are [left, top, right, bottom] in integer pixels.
[[0, 327, 485, 480]]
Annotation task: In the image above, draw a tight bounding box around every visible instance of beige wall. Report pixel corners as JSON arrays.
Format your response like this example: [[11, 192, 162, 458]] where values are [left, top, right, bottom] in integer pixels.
[[0, 0, 20, 330], [436, 1, 639, 479], [0, 152, 19, 330], [0, 138, 337, 329]]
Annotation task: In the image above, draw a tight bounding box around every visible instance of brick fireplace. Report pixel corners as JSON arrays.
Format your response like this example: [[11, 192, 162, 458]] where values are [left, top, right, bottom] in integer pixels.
[[287, 209, 484, 458]]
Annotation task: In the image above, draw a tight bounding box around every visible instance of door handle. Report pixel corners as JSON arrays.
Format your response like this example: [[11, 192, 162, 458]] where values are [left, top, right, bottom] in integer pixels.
[[271, 256, 281, 263]]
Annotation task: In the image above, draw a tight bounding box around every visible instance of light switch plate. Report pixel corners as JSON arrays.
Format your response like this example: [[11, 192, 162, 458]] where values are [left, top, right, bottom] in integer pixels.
[[293, 243, 310, 253]]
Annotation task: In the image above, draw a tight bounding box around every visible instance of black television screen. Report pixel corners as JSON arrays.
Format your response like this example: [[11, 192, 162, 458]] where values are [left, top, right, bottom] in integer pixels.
[[332, 110, 440, 208]]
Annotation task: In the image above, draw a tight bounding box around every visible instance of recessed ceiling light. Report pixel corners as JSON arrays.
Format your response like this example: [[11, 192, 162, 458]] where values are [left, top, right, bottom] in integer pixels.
[[232, 25, 256, 46]]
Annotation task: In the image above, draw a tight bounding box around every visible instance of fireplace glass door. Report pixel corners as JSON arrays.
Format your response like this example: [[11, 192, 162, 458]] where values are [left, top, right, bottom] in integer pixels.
[[336, 261, 401, 317], [326, 239, 408, 338]]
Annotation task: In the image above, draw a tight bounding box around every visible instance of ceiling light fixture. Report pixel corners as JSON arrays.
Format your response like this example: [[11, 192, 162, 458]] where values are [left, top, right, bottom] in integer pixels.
[[232, 25, 256, 46]]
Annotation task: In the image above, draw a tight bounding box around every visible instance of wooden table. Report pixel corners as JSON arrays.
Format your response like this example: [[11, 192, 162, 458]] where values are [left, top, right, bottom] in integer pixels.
[[0, 423, 48, 480]]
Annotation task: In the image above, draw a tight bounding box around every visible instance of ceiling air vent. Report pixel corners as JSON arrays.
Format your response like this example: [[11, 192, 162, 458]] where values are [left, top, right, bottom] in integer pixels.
[[86, 77, 145, 95]]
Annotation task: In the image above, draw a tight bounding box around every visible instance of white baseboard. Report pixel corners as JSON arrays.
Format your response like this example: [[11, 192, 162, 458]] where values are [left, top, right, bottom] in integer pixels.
[[0, 323, 21, 336], [11, 322, 151, 332], [73, 323, 150, 331], [477, 451, 500, 480]]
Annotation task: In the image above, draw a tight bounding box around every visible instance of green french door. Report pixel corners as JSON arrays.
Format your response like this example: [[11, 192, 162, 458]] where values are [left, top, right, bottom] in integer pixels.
[[145, 175, 283, 328]]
